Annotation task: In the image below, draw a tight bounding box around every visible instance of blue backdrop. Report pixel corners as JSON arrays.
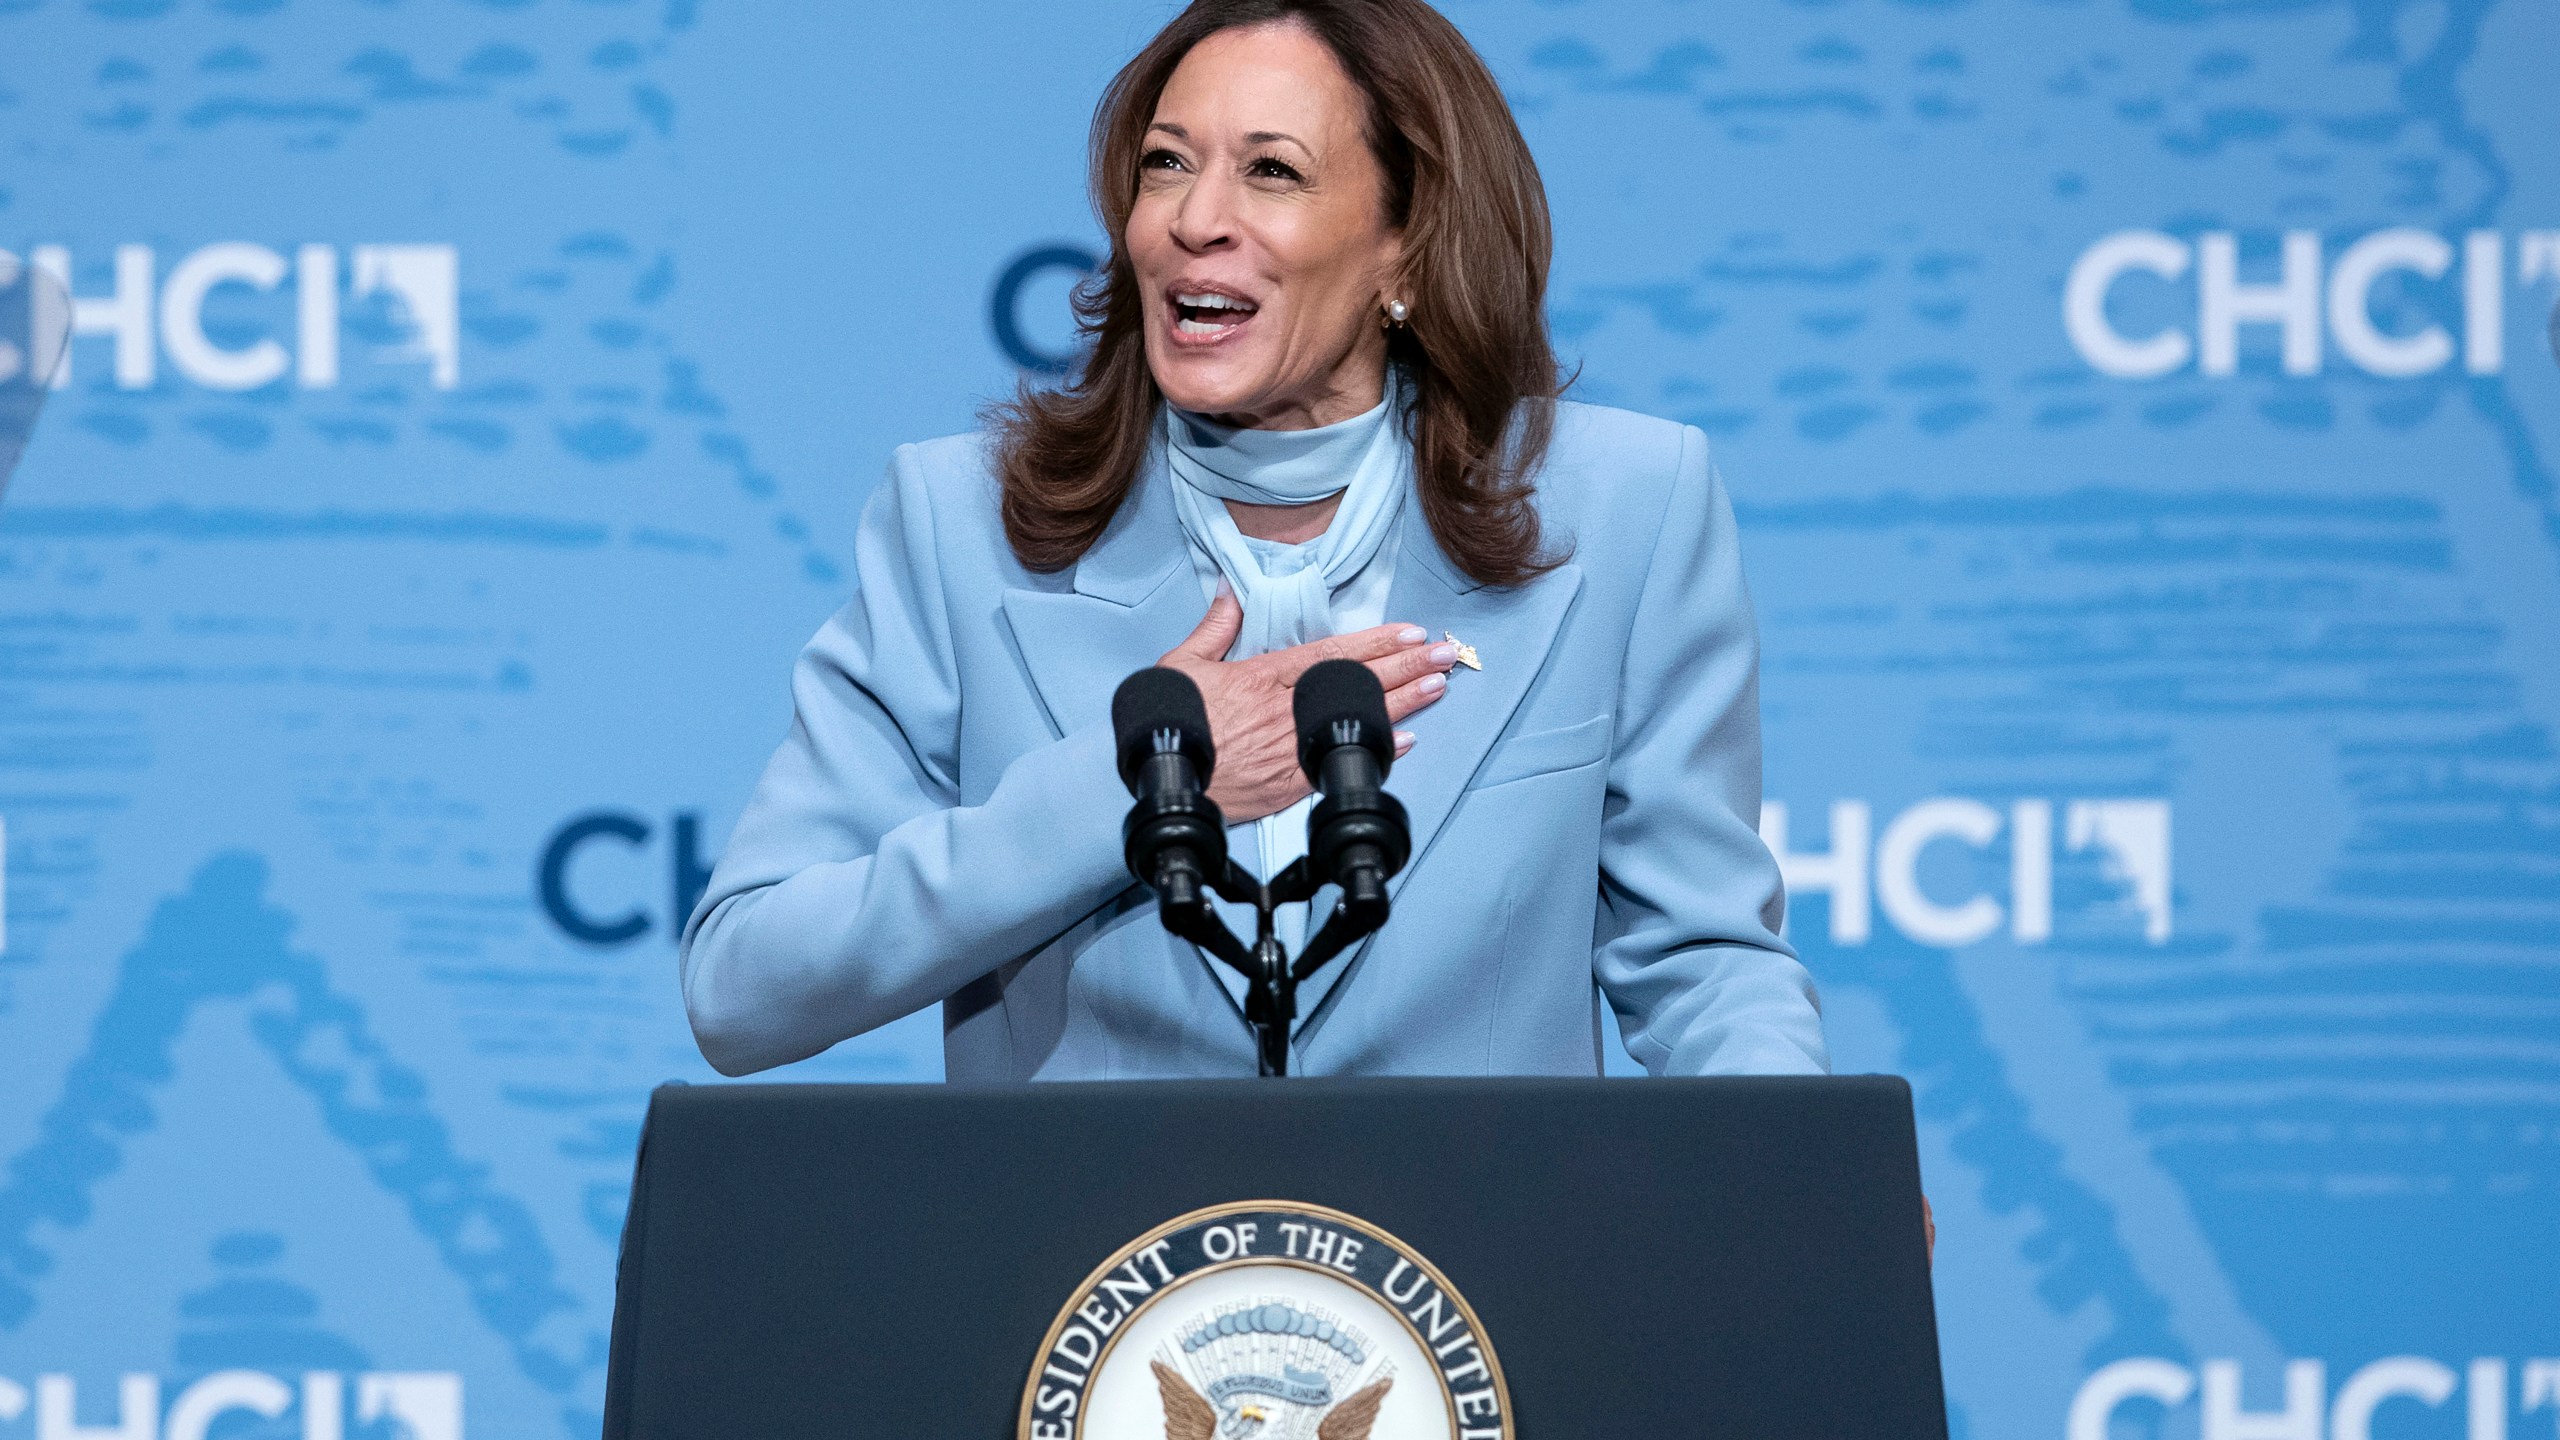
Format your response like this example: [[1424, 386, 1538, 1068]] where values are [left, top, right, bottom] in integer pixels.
[[1, 2, 2555, 1437]]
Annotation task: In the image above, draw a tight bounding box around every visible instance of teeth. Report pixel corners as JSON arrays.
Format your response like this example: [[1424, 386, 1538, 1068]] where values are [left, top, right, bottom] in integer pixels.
[[1175, 292, 1252, 311], [1178, 318, 1222, 335]]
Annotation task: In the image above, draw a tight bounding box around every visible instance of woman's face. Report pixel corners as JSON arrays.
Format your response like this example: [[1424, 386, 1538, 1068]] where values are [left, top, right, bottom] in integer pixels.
[[1127, 21, 1403, 431]]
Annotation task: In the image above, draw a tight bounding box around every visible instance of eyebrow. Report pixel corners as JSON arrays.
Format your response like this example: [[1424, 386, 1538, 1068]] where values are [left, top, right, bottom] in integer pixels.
[[1144, 122, 1310, 151]]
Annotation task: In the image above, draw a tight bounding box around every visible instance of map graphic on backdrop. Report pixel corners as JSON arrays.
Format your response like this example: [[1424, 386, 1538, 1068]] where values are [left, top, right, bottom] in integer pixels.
[[0, 2, 2554, 1436]]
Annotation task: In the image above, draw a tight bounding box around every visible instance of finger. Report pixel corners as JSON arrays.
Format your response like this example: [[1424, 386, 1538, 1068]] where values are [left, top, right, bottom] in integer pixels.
[[1364, 639, 1458, 693], [1163, 588, 1244, 663], [1382, 671, 1448, 723], [1262, 622, 1428, 685], [1393, 730, 1415, 759]]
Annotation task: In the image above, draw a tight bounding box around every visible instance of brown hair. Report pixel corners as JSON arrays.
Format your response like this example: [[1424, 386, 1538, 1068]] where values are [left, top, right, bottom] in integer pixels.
[[989, 0, 1565, 588]]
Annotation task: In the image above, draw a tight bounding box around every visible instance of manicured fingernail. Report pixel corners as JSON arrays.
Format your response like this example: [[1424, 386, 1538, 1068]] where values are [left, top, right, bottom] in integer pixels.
[[1394, 730, 1415, 751], [1427, 643, 1457, 666], [1418, 673, 1447, 696], [1397, 625, 1428, 644]]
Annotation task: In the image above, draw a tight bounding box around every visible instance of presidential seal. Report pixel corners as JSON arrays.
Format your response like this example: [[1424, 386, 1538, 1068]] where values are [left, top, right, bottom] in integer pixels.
[[1019, 1200, 1511, 1440]]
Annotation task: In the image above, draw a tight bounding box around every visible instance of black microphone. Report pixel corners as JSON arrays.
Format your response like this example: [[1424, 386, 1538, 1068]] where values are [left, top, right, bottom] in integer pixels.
[[1292, 660, 1411, 925], [1111, 667, 1227, 911]]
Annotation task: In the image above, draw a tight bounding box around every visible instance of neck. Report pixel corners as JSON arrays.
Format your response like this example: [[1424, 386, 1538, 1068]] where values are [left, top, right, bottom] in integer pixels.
[[1224, 490, 1346, 544], [1179, 346, 1398, 543], [1201, 344, 1390, 432]]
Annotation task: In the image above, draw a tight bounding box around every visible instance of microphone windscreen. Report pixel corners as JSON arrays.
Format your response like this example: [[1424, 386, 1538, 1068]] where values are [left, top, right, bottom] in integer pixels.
[[1293, 658, 1394, 782], [1111, 666, 1215, 792]]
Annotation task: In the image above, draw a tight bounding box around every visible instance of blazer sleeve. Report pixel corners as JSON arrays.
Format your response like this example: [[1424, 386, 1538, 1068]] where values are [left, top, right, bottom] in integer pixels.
[[1591, 425, 1829, 1076], [677, 443, 1133, 1076]]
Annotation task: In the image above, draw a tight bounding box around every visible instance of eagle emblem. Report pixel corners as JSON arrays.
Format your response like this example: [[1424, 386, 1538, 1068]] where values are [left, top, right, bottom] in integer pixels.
[[1153, 1360, 1391, 1440]]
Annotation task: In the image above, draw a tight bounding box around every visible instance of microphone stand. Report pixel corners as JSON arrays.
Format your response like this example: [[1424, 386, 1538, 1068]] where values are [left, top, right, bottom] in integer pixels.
[[1158, 858, 1389, 1078], [1115, 661, 1404, 1080]]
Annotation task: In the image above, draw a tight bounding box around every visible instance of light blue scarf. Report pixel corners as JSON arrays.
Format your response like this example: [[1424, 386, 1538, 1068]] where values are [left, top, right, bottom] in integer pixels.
[[1162, 377, 1414, 970], [1163, 375, 1412, 661]]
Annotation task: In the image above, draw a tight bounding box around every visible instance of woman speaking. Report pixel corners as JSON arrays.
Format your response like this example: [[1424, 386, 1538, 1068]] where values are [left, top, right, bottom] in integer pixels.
[[680, 0, 1827, 1081]]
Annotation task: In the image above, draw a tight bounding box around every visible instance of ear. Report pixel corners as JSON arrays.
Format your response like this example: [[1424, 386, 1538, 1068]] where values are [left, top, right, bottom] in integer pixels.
[[1373, 222, 1408, 307]]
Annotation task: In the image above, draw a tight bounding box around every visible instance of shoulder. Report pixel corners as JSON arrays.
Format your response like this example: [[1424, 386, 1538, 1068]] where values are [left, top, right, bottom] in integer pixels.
[[864, 429, 1030, 578], [1550, 398, 1695, 466], [884, 429, 1002, 507], [1530, 399, 1712, 544]]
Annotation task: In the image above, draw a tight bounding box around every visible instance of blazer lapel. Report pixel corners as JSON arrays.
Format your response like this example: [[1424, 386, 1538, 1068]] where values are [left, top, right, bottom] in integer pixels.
[[998, 461, 1256, 1021], [999, 462, 1201, 740], [1294, 522, 1584, 1024], [1378, 523, 1585, 887]]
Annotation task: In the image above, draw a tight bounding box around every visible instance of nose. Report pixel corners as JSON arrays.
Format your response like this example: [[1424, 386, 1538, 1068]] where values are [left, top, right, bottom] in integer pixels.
[[1168, 166, 1239, 255]]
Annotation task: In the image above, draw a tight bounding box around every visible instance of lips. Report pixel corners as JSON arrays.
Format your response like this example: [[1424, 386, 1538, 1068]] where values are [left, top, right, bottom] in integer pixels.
[[1169, 285, 1259, 339]]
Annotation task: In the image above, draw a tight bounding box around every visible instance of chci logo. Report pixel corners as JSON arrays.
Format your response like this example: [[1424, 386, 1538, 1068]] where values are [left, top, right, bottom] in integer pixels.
[[1020, 1201, 1510, 1440]]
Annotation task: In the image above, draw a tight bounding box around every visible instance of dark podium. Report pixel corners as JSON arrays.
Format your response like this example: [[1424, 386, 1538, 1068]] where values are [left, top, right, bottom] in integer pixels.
[[603, 1076, 1947, 1438]]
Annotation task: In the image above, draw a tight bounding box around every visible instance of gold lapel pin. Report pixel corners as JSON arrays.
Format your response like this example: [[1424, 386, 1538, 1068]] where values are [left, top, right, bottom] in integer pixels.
[[1443, 630, 1481, 671]]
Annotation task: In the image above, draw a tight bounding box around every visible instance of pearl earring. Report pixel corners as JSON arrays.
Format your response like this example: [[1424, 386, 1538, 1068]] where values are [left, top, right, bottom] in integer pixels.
[[1382, 298, 1410, 328]]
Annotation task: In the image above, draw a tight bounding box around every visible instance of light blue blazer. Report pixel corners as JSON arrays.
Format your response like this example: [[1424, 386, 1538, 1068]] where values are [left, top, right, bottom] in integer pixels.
[[680, 401, 1827, 1081]]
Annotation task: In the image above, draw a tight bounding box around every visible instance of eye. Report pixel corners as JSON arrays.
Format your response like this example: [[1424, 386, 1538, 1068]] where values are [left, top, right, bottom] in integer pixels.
[[1139, 147, 1186, 175], [1246, 155, 1304, 183]]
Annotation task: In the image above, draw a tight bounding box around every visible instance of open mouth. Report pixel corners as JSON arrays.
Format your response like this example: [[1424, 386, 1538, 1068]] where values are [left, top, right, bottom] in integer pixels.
[[1172, 290, 1259, 336]]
